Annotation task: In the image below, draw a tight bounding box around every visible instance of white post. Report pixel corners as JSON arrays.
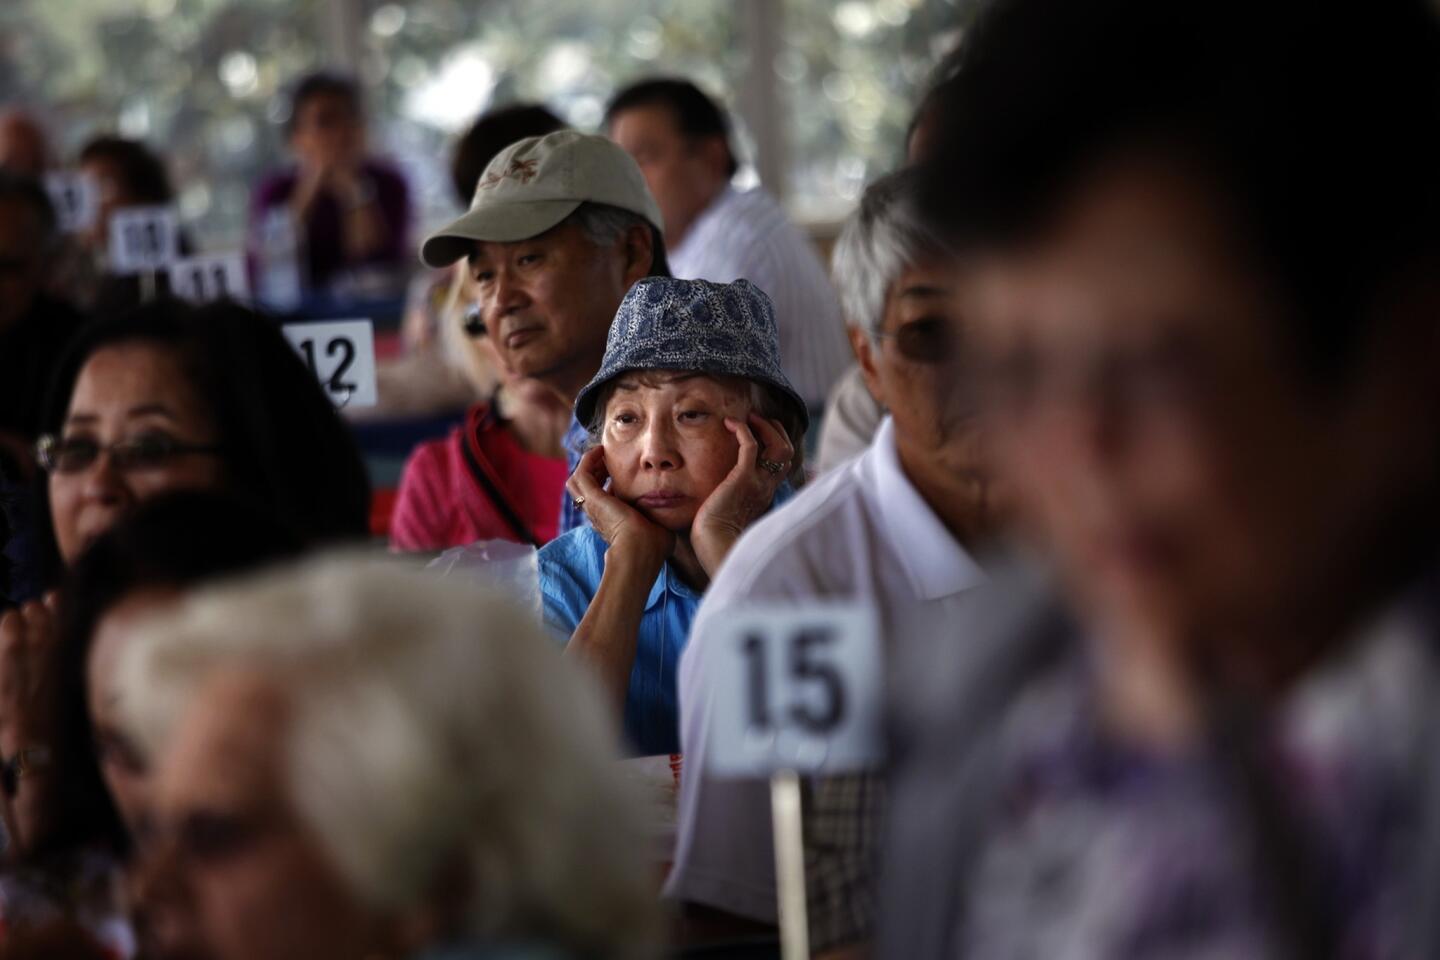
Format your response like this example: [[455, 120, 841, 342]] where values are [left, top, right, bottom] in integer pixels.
[[771, 768, 809, 960], [318, 0, 365, 72], [737, 0, 789, 200]]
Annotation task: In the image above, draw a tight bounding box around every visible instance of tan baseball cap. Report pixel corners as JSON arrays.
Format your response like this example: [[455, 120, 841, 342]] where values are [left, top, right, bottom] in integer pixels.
[[419, 130, 664, 268]]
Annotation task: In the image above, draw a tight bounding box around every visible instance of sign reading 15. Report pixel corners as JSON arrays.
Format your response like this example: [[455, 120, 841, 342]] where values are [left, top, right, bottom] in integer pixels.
[[707, 604, 883, 776], [742, 628, 847, 734]]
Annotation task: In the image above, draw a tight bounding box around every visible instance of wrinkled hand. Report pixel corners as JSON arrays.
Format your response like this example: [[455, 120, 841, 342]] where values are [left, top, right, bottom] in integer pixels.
[[691, 413, 794, 577], [0, 593, 60, 759], [567, 446, 674, 569]]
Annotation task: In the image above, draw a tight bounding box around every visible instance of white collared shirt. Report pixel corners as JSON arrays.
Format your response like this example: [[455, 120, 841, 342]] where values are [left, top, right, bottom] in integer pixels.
[[669, 186, 852, 411], [663, 417, 988, 921]]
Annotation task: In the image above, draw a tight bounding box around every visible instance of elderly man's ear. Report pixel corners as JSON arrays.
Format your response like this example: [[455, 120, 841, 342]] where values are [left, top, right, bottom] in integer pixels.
[[848, 325, 886, 409], [619, 223, 657, 288]]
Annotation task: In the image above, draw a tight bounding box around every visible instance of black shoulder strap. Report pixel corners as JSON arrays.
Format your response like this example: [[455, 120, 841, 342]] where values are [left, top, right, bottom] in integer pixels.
[[459, 407, 541, 548]]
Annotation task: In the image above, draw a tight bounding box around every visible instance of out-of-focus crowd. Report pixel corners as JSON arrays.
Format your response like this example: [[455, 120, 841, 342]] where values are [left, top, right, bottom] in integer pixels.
[[3, 0, 1440, 957]]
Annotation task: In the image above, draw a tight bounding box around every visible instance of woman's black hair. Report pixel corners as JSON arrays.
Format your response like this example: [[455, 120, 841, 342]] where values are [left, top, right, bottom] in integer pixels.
[[34, 297, 371, 586], [921, 0, 1440, 385], [48, 490, 303, 858]]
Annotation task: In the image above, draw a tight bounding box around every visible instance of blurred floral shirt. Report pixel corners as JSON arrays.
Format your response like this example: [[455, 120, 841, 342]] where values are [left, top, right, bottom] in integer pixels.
[[960, 610, 1432, 960]]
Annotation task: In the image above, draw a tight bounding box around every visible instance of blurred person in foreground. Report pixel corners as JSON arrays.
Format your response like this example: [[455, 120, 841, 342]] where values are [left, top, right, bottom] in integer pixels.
[[880, 0, 1440, 957], [388, 106, 574, 550], [250, 72, 411, 299], [540, 277, 804, 757], [0, 492, 300, 957], [606, 78, 850, 416], [666, 170, 1000, 956], [420, 131, 668, 537], [115, 554, 662, 960]]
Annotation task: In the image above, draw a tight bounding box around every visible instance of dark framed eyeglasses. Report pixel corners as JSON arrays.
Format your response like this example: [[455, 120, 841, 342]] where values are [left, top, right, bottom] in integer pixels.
[[872, 316, 955, 365], [462, 303, 487, 338], [35, 433, 223, 475]]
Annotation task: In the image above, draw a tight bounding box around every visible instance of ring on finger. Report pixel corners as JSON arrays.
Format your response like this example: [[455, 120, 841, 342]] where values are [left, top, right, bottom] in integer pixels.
[[758, 457, 787, 476], [572, 496, 587, 508]]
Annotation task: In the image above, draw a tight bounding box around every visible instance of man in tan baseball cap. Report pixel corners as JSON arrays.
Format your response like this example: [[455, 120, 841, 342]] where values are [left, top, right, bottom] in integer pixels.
[[421, 130, 668, 535]]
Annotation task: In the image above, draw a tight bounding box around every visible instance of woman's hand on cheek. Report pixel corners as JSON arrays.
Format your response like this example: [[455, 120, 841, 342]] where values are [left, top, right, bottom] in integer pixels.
[[567, 447, 674, 569], [691, 414, 794, 577]]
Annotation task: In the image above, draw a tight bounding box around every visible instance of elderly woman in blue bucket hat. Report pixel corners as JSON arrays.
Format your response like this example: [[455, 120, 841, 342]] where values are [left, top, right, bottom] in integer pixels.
[[538, 277, 807, 756]]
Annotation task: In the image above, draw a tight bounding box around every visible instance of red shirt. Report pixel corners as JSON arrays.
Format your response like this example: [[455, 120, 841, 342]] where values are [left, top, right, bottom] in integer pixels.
[[389, 403, 568, 551]]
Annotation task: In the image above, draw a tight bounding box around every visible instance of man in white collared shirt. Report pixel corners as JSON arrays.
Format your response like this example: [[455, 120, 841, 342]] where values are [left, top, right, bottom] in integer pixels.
[[664, 169, 1004, 957], [606, 79, 851, 413]]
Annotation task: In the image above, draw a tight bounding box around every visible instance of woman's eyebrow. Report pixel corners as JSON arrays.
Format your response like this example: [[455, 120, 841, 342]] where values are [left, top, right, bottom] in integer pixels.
[[63, 412, 98, 427]]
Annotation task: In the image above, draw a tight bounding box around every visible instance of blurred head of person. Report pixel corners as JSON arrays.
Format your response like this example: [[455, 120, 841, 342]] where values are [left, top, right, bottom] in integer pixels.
[[604, 78, 737, 247], [117, 555, 661, 960], [36, 297, 370, 572], [832, 168, 1000, 545], [450, 103, 566, 209], [420, 132, 668, 402], [53, 491, 302, 862], [285, 72, 366, 174], [927, 0, 1440, 671], [0, 171, 59, 334], [77, 136, 173, 257], [574, 277, 807, 533], [0, 109, 52, 179]]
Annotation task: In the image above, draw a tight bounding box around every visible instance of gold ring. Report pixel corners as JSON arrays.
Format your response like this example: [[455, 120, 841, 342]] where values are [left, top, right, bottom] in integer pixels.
[[758, 458, 786, 476], [572, 496, 586, 508]]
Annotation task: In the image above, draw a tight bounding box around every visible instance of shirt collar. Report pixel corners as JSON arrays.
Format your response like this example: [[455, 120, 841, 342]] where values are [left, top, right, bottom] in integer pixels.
[[863, 417, 988, 601], [645, 562, 701, 611]]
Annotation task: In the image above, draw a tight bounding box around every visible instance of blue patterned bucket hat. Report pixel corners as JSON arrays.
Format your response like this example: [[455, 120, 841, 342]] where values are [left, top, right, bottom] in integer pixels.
[[574, 277, 809, 432]]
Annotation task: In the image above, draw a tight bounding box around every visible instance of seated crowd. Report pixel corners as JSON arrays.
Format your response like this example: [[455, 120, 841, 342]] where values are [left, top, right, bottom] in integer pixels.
[[2, 0, 1440, 956]]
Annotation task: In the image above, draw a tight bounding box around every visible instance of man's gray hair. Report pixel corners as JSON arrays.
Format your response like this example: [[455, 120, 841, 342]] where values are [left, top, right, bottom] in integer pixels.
[[830, 167, 949, 335], [562, 201, 670, 278]]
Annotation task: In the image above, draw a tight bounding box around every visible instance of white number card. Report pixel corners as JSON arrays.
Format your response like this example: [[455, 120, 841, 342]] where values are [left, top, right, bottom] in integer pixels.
[[168, 252, 250, 304], [44, 172, 98, 234], [282, 319, 378, 408], [705, 604, 883, 776], [108, 205, 180, 274]]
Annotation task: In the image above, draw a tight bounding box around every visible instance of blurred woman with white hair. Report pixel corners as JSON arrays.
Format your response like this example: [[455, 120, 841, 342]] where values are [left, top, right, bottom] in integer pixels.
[[113, 554, 662, 960]]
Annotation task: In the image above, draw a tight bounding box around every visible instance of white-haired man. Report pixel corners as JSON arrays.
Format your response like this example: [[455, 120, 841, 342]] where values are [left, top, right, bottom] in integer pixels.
[[664, 168, 1003, 957]]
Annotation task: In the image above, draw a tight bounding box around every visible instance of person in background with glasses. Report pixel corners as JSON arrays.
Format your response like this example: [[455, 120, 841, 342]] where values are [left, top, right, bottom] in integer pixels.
[[664, 169, 1006, 957], [0, 297, 369, 863]]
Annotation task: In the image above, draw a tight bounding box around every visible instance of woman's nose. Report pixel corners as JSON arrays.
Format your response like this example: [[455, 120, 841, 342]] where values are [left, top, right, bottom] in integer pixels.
[[640, 422, 681, 471], [79, 450, 133, 506]]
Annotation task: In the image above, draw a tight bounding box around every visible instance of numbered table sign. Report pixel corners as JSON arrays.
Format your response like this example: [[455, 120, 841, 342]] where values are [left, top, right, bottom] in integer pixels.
[[44, 172, 98, 234], [108, 205, 180, 275], [282, 319, 378, 408], [168, 252, 250, 304], [705, 603, 883, 777]]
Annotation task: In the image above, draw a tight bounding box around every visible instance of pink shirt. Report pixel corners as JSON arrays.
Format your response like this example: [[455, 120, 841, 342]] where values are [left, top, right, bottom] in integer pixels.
[[389, 403, 568, 551]]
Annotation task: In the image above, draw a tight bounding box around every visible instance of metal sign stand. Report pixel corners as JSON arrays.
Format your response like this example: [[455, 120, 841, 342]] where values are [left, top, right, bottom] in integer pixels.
[[771, 769, 809, 960]]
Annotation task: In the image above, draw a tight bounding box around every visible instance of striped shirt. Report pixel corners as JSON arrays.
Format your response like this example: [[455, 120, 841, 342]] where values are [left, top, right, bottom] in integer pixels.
[[669, 187, 851, 413]]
